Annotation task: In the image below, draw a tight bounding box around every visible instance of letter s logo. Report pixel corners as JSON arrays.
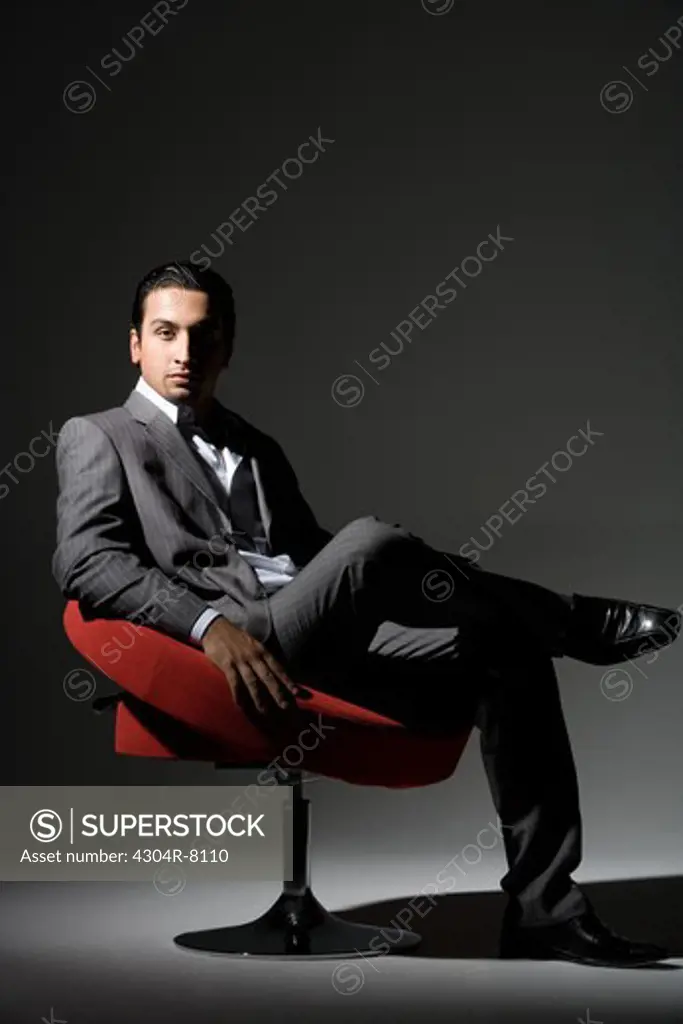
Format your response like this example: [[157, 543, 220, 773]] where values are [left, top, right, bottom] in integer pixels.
[[30, 809, 63, 842]]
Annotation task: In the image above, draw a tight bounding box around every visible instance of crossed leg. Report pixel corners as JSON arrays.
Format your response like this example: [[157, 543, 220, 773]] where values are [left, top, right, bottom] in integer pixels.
[[262, 515, 587, 926]]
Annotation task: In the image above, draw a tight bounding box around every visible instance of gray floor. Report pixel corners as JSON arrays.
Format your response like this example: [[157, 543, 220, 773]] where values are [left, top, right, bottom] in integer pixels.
[[0, 869, 681, 1023]]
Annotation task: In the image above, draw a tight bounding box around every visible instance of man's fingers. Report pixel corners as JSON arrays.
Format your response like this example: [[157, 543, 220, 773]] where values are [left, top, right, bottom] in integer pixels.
[[234, 663, 272, 717], [219, 653, 305, 731], [252, 657, 298, 710], [237, 662, 301, 727], [261, 651, 299, 693]]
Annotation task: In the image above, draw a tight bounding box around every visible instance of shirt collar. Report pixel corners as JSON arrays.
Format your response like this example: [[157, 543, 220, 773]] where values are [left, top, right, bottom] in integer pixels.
[[135, 374, 184, 424], [134, 374, 235, 449]]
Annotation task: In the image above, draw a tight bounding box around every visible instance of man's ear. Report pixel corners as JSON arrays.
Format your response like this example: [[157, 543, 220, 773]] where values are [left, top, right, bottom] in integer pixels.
[[129, 327, 141, 365]]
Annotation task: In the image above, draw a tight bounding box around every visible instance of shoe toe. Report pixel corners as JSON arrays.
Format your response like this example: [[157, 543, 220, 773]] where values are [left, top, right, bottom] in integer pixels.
[[639, 605, 681, 641], [632, 940, 671, 962]]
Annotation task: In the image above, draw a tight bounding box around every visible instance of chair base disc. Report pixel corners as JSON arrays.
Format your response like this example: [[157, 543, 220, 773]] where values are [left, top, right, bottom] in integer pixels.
[[173, 887, 422, 959]]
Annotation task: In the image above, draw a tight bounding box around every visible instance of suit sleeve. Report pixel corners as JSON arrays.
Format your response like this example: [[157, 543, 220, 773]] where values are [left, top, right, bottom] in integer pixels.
[[52, 416, 215, 644]]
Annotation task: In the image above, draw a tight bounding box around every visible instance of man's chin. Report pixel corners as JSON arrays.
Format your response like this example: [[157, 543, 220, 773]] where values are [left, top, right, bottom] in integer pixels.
[[166, 379, 199, 398]]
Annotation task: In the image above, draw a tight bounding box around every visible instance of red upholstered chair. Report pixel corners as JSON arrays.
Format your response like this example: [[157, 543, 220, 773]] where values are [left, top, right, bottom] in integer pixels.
[[62, 599, 474, 958]]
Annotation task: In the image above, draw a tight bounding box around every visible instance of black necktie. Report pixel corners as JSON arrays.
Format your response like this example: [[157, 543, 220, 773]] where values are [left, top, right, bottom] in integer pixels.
[[176, 404, 268, 554]]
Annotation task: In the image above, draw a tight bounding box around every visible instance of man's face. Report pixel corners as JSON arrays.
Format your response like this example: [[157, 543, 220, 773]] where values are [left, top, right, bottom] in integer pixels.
[[129, 286, 228, 407]]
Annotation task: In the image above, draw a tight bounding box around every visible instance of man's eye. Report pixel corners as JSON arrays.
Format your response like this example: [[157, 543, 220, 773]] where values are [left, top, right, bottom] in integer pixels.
[[194, 331, 219, 347], [157, 328, 174, 339]]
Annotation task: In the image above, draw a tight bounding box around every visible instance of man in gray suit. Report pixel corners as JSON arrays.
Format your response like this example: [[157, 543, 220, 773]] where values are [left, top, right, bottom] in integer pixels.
[[52, 260, 679, 966]]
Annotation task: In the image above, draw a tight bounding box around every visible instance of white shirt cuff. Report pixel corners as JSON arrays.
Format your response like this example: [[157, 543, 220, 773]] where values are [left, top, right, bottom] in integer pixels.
[[190, 608, 223, 645]]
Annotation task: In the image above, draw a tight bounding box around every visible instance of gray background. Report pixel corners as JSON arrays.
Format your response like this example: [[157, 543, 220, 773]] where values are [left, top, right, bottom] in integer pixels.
[[2, 0, 682, 1018]]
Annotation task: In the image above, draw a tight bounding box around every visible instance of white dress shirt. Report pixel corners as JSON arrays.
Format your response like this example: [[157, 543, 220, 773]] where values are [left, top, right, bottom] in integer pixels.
[[135, 375, 298, 644]]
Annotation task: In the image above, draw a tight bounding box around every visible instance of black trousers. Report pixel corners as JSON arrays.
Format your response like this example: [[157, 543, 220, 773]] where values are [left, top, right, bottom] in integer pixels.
[[262, 515, 589, 927]]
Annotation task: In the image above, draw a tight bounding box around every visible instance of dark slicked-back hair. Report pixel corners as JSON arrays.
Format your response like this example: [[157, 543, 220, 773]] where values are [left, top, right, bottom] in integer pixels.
[[130, 261, 236, 364]]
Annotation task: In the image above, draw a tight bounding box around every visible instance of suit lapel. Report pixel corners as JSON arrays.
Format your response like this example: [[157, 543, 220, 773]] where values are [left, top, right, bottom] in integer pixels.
[[251, 458, 273, 547], [123, 388, 228, 514], [122, 388, 272, 546], [211, 402, 273, 547]]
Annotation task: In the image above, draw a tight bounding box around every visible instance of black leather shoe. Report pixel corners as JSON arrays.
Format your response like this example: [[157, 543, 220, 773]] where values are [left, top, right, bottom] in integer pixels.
[[500, 904, 671, 967], [562, 595, 681, 666]]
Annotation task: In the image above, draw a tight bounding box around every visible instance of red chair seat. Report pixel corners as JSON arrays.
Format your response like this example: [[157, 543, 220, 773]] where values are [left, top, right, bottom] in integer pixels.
[[63, 601, 473, 789]]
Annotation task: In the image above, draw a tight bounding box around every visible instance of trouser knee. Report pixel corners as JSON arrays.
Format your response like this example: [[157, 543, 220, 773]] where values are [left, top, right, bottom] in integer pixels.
[[338, 515, 417, 560]]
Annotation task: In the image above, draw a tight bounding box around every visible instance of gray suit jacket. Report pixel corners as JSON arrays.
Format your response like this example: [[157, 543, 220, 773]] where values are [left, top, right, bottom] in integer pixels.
[[52, 387, 333, 647]]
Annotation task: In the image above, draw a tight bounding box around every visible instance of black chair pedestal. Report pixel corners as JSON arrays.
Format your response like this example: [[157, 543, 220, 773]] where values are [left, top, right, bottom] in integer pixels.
[[173, 769, 423, 959]]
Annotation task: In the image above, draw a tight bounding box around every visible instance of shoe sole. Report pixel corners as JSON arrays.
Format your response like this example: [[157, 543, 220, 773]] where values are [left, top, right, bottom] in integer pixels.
[[500, 944, 668, 967], [572, 632, 678, 666]]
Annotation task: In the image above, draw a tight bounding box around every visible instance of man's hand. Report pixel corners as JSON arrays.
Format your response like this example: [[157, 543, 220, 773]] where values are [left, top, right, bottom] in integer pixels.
[[201, 617, 305, 731]]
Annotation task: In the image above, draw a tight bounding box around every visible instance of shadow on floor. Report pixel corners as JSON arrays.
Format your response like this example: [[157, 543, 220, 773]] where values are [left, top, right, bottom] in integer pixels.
[[336, 874, 683, 960]]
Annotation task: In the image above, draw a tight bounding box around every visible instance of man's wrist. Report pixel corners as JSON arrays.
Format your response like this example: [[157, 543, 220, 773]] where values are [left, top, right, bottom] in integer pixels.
[[190, 608, 223, 646]]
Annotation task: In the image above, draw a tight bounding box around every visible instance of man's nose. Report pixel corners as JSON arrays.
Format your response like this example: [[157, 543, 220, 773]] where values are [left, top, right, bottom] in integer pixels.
[[172, 336, 193, 364]]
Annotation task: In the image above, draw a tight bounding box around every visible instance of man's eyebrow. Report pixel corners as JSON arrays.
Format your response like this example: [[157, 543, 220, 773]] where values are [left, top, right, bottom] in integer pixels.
[[149, 317, 214, 328]]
